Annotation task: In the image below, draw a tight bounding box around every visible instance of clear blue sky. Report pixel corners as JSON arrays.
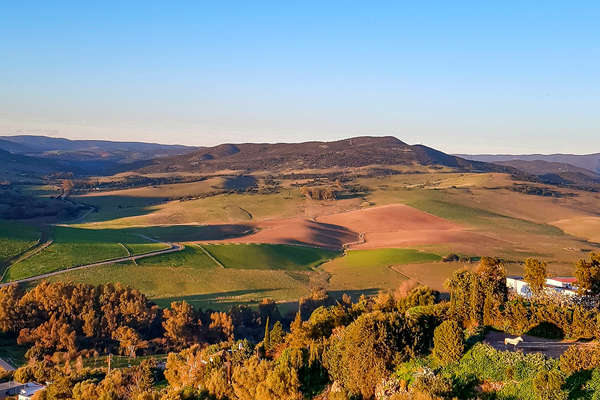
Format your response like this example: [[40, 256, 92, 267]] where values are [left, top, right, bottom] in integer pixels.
[[1, 1, 598, 153]]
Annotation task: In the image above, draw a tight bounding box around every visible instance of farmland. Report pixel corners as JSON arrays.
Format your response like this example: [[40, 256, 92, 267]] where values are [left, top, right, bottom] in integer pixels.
[[0, 220, 40, 264], [3, 226, 168, 282], [8, 170, 600, 308], [36, 244, 318, 310]]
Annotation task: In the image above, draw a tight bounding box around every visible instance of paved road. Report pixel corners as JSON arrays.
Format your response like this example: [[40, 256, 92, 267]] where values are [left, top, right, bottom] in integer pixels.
[[0, 243, 184, 287]]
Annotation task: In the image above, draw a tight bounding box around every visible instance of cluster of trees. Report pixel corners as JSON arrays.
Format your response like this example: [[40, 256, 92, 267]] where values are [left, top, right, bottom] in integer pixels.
[[300, 186, 338, 201], [0, 282, 286, 363], [4, 254, 600, 399]]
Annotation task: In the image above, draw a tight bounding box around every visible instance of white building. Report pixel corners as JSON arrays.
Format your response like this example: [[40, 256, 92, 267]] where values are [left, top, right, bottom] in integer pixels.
[[506, 276, 578, 298], [17, 383, 45, 400]]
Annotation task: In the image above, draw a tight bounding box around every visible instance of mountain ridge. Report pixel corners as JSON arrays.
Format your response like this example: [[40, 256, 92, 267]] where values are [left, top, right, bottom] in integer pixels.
[[138, 136, 510, 174]]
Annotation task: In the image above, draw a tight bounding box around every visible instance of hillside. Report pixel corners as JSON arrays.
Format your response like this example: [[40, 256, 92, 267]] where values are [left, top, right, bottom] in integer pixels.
[[0, 148, 76, 180], [0, 135, 197, 163], [139, 136, 511, 173], [492, 159, 600, 186], [457, 153, 600, 174]]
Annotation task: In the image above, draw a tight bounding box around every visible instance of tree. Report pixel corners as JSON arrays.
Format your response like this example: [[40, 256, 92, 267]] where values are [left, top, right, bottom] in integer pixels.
[[575, 253, 600, 296], [524, 258, 547, 296], [323, 311, 410, 399], [269, 321, 285, 350], [162, 301, 199, 348], [432, 320, 464, 366], [263, 316, 271, 351], [112, 326, 147, 357], [209, 312, 234, 342], [533, 369, 568, 400]]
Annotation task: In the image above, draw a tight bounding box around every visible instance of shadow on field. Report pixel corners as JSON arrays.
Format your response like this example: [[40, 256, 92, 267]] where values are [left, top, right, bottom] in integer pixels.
[[52, 224, 256, 244], [154, 288, 280, 308]]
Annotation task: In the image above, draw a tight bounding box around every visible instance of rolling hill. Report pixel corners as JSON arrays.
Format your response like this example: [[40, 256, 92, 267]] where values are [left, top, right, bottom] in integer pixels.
[[0, 135, 197, 163], [457, 153, 600, 174], [139, 136, 514, 173]]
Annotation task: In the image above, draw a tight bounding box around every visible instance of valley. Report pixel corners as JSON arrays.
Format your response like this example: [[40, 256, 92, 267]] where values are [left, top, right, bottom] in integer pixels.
[[2, 137, 599, 310]]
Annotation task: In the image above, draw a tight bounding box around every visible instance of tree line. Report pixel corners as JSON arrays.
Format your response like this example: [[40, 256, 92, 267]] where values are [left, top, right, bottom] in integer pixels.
[[2, 253, 600, 399]]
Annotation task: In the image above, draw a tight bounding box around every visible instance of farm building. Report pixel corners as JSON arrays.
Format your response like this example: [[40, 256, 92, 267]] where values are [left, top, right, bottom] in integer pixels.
[[17, 382, 46, 400], [0, 382, 45, 400], [506, 276, 578, 298]]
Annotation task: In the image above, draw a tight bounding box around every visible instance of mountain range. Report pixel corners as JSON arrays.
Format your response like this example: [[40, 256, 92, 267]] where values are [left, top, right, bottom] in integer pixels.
[[1, 135, 599, 190], [138, 136, 507, 174], [456, 153, 600, 174]]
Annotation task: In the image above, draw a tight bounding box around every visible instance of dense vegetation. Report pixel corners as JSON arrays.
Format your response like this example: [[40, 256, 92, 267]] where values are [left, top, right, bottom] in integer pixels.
[[1, 254, 600, 399]]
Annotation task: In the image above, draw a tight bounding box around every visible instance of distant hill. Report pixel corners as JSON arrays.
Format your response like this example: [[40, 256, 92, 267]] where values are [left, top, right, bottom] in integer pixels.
[[139, 136, 510, 174], [0, 148, 78, 181], [489, 159, 600, 187], [0, 135, 197, 163], [456, 153, 600, 174]]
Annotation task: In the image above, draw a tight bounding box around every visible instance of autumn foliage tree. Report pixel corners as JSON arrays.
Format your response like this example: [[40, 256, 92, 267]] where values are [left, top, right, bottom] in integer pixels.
[[524, 258, 548, 296], [575, 252, 600, 296]]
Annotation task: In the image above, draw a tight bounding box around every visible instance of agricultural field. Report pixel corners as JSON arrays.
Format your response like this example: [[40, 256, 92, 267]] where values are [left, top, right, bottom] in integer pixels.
[[3, 226, 168, 282], [202, 243, 339, 270], [36, 244, 319, 310], [74, 188, 307, 228], [13, 171, 600, 310], [321, 248, 441, 294], [0, 220, 40, 265]]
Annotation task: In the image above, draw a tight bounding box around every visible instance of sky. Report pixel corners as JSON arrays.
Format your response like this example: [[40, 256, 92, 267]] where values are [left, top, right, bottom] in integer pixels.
[[0, 1, 598, 154]]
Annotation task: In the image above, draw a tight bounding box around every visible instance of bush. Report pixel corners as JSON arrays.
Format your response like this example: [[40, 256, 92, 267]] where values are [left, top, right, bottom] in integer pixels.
[[559, 344, 600, 374], [433, 321, 464, 366], [532, 369, 568, 400]]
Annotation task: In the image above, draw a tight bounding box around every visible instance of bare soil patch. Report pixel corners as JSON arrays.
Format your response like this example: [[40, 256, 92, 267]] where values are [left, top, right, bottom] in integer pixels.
[[317, 204, 489, 249], [201, 218, 358, 250]]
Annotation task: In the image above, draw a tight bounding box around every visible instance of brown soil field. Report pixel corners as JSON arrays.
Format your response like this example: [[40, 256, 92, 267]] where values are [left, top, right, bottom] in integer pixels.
[[316, 204, 487, 249], [204, 204, 492, 251], [552, 216, 600, 243], [201, 217, 358, 250]]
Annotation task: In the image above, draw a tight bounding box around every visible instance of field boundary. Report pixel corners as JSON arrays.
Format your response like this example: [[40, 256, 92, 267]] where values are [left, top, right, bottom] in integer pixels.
[[196, 244, 226, 268], [0, 243, 184, 287], [0, 227, 53, 282]]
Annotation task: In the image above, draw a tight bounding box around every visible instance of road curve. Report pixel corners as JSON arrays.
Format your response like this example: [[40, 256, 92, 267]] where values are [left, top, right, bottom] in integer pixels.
[[0, 243, 184, 287]]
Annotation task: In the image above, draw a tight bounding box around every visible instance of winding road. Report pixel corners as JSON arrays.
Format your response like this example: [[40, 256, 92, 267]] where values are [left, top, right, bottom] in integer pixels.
[[0, 242, 184, 288]]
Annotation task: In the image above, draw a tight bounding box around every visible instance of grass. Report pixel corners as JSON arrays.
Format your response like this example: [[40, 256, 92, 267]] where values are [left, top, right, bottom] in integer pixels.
[[3, 226, 168, 282], [0, 220, 40, 264], [75, 190, 305, 227], [202, 243, 340, 270], [0, 334, 27, 368], [33, 244, 336, 309], [83, 354, 168, 369], [321, 248, 441, 293]]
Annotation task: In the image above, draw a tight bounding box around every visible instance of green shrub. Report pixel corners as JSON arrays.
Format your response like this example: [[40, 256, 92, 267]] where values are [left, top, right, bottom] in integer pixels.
[[433, 320, 464, 366]]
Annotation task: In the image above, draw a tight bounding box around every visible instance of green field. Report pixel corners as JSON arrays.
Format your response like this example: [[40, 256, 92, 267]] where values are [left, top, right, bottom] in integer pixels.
[[0, 334, 28, 367], [3, 226, 168, 282], [37, 245, 315, 309], [33, 244, 338, 309], [0, 220, 40, 264], [203, 243, 339, 270], [321, 248, 441, 293]]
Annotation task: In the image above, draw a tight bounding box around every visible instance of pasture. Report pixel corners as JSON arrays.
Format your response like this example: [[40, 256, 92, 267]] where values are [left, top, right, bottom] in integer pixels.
[[202, 243, 339, 270], [321, 248, 441, 293], [36, 244, 316, 310], [0, 220, 40, 264], [3, 226, 168, 282]]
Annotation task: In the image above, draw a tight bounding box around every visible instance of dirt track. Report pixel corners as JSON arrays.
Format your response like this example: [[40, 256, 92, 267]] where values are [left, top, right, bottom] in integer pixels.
[[483, 330, 586, 359], [0, 243, 184, 287]]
